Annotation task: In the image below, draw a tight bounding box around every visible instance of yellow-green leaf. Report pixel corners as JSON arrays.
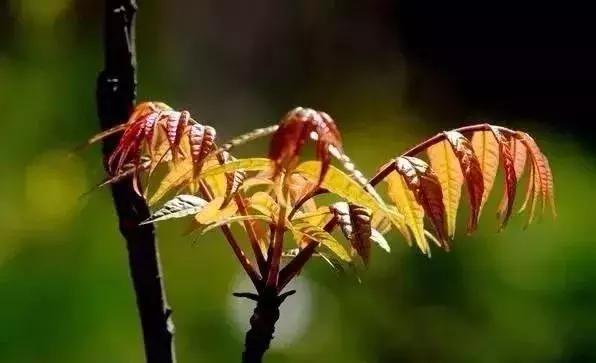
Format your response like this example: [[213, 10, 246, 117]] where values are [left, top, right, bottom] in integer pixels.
[[200, 158, 274, 178], [195, 197, 238, 224], [249, 191, 281, 219], [291, 222, 351, 262], [471, 130, 500, 216], [294, 161, 387, 216], [201, 215, 273, 234], [292, 207, 332, 227], [427, 139, 463, 238], [385, 171, 429, 254], [148, 160, 192, 205]]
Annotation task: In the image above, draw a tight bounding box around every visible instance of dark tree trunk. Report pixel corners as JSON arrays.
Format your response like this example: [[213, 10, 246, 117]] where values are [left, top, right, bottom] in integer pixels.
[[242, 293, 280, 363], [240, 289, 295, 363], [96, 1, 176, 362]]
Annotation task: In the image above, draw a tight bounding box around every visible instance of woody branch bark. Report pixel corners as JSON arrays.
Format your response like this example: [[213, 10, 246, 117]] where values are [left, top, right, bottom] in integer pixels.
[[96, 1, 176, 362]]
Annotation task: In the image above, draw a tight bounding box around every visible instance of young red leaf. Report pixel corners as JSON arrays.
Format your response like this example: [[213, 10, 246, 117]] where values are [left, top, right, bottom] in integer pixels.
[[269, 107, 342, 185], [90, 101, 172, 176], [543, 157, 556, 218], [108, 120, 145, 174], [143, 111, 161, 157], [165, 111, 181, 149], [189, 123, 217, 178], [488, 126, 517, 229], [173, 110, 190, 161], [394, 156, 448, 246], [331, 202, 373, 265], [516, 132, 554, 223]]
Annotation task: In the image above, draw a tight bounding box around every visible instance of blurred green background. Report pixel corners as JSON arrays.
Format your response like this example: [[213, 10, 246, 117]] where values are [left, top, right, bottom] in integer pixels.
[[1, 1, 595, 362]]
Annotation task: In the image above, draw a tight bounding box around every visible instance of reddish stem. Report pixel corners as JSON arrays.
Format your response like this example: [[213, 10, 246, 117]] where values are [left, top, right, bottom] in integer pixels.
[[198, 182, 262, 290], [277, 219, 337, 291], [287, 187, 327, 220], [265, 200, 287, 288], [236, 194, 268, 275], [214, 152, 268, 275]]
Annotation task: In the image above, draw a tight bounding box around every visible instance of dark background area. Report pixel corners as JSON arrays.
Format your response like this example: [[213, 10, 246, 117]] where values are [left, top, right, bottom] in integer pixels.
[[396, 1, 595, 139], [1, 1, 594, 362]]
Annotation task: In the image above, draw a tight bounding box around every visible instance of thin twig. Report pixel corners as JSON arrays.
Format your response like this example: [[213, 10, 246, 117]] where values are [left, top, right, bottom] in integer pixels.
[[278, 218, 337, 291], [198, 181, 263, 290]]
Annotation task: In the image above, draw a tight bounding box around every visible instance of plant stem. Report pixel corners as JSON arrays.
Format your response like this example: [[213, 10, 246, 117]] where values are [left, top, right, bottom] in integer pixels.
[[198, 181, 263, 289], [278, 218, 337, 291], [266, 183, 288, 289], [236, 194, 269, 275], [214, 151, 268, 275], [96, 1, 176, 362], [241, 290, 288, 363]]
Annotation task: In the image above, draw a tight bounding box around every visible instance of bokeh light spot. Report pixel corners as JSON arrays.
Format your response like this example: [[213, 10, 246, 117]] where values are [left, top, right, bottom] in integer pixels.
[[10, 0, 72, 28]]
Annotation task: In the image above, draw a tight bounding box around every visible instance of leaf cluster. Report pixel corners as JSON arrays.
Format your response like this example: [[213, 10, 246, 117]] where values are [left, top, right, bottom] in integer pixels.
[[88, 102, 555, 291]]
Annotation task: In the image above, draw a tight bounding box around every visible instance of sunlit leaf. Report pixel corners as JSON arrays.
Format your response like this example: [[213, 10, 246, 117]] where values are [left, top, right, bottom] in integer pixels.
[[444, 131, 484, 233], [385, 171, 428, 254], [292, 207, 332, 227], [427, 138, 463, 237], [195, 197, 238, 225], [291, 222, 351, 262], [200, 158, 275, 178], [201, 215, 273, 234], [371, 210, 393, 235], [294, 161, 386, 215], [489, 126, 517, 229], [240, 176, 274, 192], [148, 160, 193, 205], [202, 157, 228, 197], [517, 132, 553, 224], [370, 229, 391, 253], [543, 157, 556, 218], [288, 173, 318, 212], [269, 107, 342, 186], [189, 123, 217, 177], [394, 156, 447, 247], [142, 194, 208, 224], [511, 137, 528, 179], [249, 191, 281, 220], [217, 151, 247, 207], [471, 130, 499, 217]]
